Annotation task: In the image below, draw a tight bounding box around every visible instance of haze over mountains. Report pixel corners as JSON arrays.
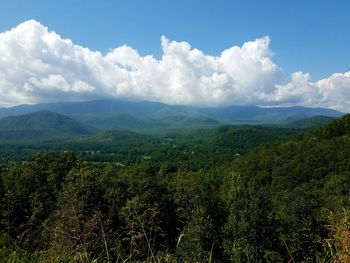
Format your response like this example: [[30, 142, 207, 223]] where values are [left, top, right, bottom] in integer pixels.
[[0, 99, 343, 140], [0, 99, 343, 122]]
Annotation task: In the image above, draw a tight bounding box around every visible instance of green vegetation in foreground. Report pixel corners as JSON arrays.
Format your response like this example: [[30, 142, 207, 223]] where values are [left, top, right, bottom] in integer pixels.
[[0, 115, 349, 262]]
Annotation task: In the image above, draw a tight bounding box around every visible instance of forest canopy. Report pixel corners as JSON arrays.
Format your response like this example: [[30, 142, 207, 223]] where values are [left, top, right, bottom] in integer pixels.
[[0, 115, 350, 262]]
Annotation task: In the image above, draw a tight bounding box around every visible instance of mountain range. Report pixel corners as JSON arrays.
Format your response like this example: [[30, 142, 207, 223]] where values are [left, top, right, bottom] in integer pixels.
[[0, 100, 344, 140], [0, 100, 344, 121]]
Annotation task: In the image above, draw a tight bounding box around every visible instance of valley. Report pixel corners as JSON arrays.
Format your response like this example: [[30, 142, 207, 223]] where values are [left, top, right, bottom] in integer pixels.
[[0, 100, 348, 262]]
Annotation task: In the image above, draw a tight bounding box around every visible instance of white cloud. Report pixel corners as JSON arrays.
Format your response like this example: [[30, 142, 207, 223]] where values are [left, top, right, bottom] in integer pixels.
[[268, 71, 350, 112], [0, 19, 349, 112]]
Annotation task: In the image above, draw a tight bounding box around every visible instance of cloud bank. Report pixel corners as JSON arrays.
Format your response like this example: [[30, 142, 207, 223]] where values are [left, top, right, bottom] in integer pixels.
[[0, 20, 349, 111]]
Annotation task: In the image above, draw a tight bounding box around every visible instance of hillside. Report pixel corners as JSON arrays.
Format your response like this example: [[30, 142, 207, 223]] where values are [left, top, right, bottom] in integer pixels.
[[70, 112, 167, 131], [223, 114, 350, 261], [286, 115, 336, 129], [70, 112, 220, 132], [0, 111, 93, 140]]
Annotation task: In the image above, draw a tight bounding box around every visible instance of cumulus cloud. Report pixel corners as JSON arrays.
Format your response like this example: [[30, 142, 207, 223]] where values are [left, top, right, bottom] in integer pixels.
[[268, 71, 350, 112], [0, 20, 349, 111]]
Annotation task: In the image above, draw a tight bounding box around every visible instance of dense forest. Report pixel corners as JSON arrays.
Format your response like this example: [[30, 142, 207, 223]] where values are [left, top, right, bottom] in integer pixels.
[[0, 115, 350, 262]]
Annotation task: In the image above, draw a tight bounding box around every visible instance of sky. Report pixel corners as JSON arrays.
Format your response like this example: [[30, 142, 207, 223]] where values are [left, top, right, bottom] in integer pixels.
[[0, 0, 349, 111]]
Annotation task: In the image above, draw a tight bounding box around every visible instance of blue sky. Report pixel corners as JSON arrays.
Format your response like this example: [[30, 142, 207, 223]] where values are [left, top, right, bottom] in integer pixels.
[[0, 0, 349, 110], [1, 0, 349, 80]]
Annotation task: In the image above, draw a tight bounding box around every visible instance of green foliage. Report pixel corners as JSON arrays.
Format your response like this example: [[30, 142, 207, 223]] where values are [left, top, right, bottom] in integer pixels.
[[221, 114, 350, 262], [0, 114, 349, 262]]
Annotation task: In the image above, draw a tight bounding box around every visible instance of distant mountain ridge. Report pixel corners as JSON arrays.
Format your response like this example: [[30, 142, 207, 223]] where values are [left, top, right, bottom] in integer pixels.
[[199, 105, 343, 123], [0, 100, 169, 117], [0, 111, 93, 140], [0, 100, 344, 129]]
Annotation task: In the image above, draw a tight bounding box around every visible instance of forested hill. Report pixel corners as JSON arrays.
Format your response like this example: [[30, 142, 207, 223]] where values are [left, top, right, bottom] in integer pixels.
[[286, 115, 336, 129], [0, 111, 93, 140], [225, 114, 350, 261], [0, 115, 349, 262]]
